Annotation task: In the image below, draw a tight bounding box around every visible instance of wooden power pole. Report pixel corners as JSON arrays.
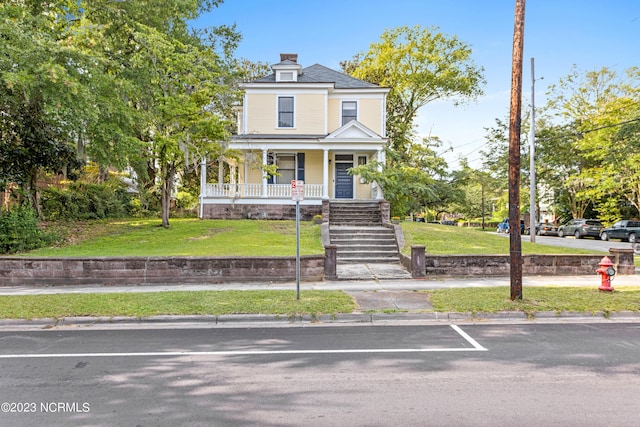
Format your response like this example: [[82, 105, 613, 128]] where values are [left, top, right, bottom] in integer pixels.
[[509, 0, 526, 300]]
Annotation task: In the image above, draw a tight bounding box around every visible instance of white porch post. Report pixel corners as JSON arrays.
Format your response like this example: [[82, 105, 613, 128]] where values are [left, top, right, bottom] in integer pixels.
[[323, 149, 330, 199], [199, 157, 206, 219], [218, 155, 224, 185], [261, 149, 268, 198], [376, 149, 385, 200], [243, 151, 248, 198]]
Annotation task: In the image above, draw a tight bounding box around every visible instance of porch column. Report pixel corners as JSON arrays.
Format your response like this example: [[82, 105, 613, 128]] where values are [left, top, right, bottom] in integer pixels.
[[261, 149, 268, 198], [218, 155, 224, 185], [322, 149, 330, 199], [199, 157, 206, 219], [375, 149, 385, 199], [243, 151, 248, 198]]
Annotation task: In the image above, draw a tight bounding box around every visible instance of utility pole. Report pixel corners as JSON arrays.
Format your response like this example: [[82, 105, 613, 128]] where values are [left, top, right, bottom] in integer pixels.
[[509, 0, 525, 301], [529, 57, 537, 244]]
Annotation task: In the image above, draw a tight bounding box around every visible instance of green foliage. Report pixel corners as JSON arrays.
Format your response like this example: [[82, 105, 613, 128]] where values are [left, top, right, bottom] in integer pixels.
[[346, 25, 485, 150], [537, 66, 640, 221], [0, 206, 54, 254], [175, 191, 198, 210], [40, 182, 132, 221], [343, 26, 485, 217]]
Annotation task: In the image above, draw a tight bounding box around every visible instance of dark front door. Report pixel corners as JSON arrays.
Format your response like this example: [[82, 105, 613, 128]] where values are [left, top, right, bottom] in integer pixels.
[[335, 162, 353, 199]]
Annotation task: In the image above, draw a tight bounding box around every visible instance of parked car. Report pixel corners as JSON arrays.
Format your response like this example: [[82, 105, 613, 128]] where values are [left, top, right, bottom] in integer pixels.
[[600, 220, 640, 243], [535, 222, 559, 236], [496, 218, 525, 234], [557, 219, 603, 239]]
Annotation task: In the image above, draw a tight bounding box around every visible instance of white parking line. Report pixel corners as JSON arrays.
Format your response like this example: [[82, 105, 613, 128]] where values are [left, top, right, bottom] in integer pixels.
[[0, 325, 487, 358], [450, 324, 488, 351]]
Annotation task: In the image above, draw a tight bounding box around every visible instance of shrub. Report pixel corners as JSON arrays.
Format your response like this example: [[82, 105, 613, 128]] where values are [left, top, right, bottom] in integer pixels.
[[40, 182, 133, 221], [175, 191, 198, 210], [0, 206, 55, 254]]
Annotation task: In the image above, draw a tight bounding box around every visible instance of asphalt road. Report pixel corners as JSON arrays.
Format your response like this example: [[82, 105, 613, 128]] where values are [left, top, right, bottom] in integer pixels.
[[1, 323, 639, 426], [499, 232, 635, 252]]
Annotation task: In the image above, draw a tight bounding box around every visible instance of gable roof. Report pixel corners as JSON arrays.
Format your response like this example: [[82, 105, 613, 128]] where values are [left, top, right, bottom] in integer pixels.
[[325, 120, 383, 139], [252, 64, 380, 89]]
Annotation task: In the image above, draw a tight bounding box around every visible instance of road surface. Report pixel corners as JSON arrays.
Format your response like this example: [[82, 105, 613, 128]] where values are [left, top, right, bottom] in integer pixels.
[[1, 323, 639, 426]]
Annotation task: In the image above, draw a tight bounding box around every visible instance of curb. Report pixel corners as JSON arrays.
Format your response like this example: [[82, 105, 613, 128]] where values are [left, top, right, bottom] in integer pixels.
[[1, 310, 639, 329]]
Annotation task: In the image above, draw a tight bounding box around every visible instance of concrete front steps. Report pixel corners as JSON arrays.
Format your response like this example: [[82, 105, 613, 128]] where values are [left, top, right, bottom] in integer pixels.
[[328, 201, 382, 225], [329, 225, 400, 264]]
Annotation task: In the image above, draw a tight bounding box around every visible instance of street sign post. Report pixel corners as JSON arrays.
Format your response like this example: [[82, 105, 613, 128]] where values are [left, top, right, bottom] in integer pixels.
[[291, 180, 304, 299]]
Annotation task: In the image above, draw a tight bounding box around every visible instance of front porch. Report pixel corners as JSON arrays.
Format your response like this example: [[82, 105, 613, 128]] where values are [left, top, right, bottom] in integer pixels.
[[203, 183, 325, 199]]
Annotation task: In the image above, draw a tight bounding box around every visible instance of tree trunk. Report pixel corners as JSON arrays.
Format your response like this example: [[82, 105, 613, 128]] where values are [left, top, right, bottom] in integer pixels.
[[161, 162, 175, 228], [29, 168, 41, 218]]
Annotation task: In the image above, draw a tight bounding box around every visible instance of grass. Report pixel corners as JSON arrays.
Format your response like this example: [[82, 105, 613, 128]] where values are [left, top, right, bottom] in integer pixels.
[[1, 287, 638, 320], [5, 218, 634, 320], [400, 222, 606, 256], [427, 286, 640, 316], [26, 218, 323, 257], [0, 290, 356, 320], [24, 218, 604, 258]]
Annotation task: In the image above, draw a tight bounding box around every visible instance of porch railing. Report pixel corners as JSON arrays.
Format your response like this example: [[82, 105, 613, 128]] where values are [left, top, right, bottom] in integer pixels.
[[204, 183, 324, 199]]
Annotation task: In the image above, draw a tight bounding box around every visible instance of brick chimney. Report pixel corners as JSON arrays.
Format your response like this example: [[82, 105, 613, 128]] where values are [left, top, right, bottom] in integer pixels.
[[280, 53, 298, 63]]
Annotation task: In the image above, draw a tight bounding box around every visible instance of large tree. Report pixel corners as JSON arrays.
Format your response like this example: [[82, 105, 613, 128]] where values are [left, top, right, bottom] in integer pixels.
[[128, 23, 229, 227], [344, 25, 485, 151], [0, 2, 112, 212], [539, 66, 640, 223], [1, 1, 237, 226], [343, 25, 486, 216]]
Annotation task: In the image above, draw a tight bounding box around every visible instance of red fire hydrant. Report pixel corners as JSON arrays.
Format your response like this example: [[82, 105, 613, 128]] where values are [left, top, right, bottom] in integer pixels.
[[596, 256, 616, 292]]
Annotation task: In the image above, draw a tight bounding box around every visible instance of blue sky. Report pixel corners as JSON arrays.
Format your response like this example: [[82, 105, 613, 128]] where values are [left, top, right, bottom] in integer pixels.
[[193, 0, 639, 169]]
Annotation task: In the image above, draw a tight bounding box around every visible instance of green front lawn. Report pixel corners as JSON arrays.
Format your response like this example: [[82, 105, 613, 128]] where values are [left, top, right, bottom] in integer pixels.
[[27, 218, 323, 257], [400, 222, 605, 256], [23, 218, 604, 258]]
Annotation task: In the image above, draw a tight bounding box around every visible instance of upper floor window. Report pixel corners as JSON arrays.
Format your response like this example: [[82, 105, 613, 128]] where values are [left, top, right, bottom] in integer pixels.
[[278, 96, 294, 128], [342, 101, 357, 125]]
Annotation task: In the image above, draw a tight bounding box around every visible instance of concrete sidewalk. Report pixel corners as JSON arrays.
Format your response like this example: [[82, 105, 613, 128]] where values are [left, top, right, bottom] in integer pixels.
[[1, 273, 639, 295]]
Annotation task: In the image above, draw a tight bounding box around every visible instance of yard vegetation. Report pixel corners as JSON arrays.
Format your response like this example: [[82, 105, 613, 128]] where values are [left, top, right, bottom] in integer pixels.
[[21, 218, 602, 257], [5, 218, 637, 320]]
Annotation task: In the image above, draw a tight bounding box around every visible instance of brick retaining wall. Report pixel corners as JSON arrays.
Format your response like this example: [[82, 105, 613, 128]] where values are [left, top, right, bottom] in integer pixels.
[[402, 248, 635, 278], [0, 256, 325, 286], [202, 203, 322, 220]]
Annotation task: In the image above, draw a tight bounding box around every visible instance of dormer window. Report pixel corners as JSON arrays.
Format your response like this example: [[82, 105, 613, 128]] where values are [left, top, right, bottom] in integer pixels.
[[274, 53, 301, 82]]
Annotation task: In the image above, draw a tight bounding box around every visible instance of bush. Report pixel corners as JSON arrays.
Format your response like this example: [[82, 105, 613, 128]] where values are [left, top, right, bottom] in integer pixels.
[[175, 191, 198, 210], [40, 182, 133, 221], [0, 206, 55, 254]]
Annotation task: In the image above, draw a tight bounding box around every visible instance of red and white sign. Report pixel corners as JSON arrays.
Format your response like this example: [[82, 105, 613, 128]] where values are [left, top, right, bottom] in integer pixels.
[[291, 180, 304, 201]]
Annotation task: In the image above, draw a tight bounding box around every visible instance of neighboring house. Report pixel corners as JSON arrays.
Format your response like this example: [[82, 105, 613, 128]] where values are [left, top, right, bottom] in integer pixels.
[[199, 53, 390, 220]]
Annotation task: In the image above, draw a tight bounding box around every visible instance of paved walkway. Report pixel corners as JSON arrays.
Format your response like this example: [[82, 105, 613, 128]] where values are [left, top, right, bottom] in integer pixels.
[[336, 262, 412, 280]]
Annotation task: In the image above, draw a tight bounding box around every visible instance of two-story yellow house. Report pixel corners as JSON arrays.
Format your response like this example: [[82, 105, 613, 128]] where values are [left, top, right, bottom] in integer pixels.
[[199, 54, 390, 220]]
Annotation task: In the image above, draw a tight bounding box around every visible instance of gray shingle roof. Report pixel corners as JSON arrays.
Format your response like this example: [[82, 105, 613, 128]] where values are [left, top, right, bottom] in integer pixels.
[[252, 64, 379, 89]]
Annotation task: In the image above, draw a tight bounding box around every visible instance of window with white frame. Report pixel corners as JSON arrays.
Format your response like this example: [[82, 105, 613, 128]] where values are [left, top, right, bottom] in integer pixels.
[[276, 154, 296, 183], [342, 101, 357, 125], [278, 96, 294, 128]]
